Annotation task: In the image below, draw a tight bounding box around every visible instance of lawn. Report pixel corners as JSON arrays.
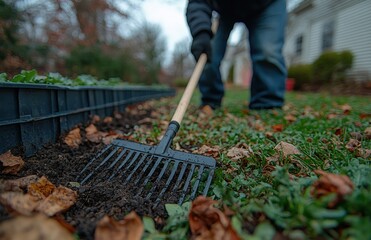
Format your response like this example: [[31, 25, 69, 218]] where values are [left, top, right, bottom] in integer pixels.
[[146, 87, 371, 239], [0, 87, 370, 239]]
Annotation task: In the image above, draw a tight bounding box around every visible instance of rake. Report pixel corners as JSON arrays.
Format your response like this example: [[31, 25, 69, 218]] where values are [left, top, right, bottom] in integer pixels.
[[78, 54, 216, 205]]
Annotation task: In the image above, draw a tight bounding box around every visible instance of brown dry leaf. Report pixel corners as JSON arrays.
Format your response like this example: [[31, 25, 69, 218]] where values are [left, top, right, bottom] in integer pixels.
[[284, 114, 297, 123], [345, 139, 361, 152], [35, 186, 77, 216], [0, 175, 39, 193], [0, 214, 74, 240], [103, 116, 113, 124], [193, 145, 221, 158], [274, 141, 301, 158], [227, 143, 252, 161], [138, 117, 154, 124], [356, 148, 371, 159], [85, 124, 107, 143], [272, 124, 284, 132], [0, 192, 39, 215], [189, 196, 240, 240], [0, 150, 25, 174], [28, 176, 56, 200], [365, 127, 371, 140], [340, 104, 352, 115], [327, 113, 338, 119], [102, 133, 120, 145], [311, 170, 354, 207], [95, 212, 143, 240], [91, 115, 101, 123], [64, 128, 82, 148]]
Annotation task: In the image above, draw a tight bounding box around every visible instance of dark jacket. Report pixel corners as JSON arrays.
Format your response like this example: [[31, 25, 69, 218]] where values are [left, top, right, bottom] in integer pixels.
[[186, 0, 274, 38]]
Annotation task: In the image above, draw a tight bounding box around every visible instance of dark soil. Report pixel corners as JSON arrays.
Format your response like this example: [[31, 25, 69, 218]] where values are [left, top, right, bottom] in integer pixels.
[[0, 103, 180, 239]]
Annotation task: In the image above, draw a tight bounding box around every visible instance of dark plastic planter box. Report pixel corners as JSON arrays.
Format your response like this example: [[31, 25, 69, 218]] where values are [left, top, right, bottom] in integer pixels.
[[0, 82, 175, 156]]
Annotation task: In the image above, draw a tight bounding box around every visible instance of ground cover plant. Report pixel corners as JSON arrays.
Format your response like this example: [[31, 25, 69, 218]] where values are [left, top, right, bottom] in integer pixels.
[[0, 87, 370, 239]]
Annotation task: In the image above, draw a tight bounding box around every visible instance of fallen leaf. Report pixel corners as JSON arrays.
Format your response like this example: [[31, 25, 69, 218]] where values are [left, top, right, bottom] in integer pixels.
[[103, 116, 113, 124], [85, 124, 107, 143], [0, 175, 39, 192], [0, 192, 39, 215], [138, 117, 154, 124], [0, 176, 77, 217], [227, 143, 252, 161], [284, 114, 297, 123], [0, 214, 74, 240], [274, 141, 301, 158], [350, 132, 362, 140], [340, 104, 352, 115], [356, 148, 371, 159], [327, 113, 338, 119], [64, 128, 82, 148], [334, 128, 342, 136], [311, 170, 354, 207], [189, 196, 240, 240], [95, 212, 143, 240], [345, 139, 361, 152], [0, 150, 25, 174], [91, 115, 101, 123], [28, 176, 56, 200], [35, 186, 77, 216], [365, 127, 371, 140], [272, 124, 284, 132], [193, 145, 221, 158]]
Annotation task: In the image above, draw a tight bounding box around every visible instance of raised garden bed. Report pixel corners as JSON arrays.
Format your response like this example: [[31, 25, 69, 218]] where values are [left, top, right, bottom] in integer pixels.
[[0, 82, 175, 156]]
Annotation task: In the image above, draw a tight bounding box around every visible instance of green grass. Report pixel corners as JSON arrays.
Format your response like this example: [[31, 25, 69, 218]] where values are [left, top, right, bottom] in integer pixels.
[[144, 87, 370, 239]]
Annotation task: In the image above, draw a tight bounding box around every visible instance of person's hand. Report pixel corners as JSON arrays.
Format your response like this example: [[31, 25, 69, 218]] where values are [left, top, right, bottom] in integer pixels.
[[191, 32, 211, 62]]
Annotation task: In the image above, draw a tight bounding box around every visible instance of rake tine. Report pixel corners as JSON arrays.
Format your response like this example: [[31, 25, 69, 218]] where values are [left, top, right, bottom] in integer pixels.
[[79, 145, 112, 175], [134, 157, 162, 185], [171, 162, 188, 192], [178, 164, 196, 204], [123, 154, 148, 184], [107, 148, 128, 169], [80, 146, 120, 184], [190, 165, 205, 200], [145, 159, 173, 200], [202, 169, 214, 196], [136, 158, 166, 195], [153, 161, 180, 204], [108, 151, 138, 181]]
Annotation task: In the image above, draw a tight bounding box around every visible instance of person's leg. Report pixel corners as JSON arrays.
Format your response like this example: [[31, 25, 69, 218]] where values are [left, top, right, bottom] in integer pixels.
[[246, 0, 287, 109], [199, 17, 234, 109]]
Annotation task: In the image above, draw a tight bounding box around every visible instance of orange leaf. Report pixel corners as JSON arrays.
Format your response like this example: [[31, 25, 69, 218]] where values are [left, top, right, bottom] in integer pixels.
[[35, 186, 77, 216], [64, 128, 82, 148], [189, 196, 241, 240], [311, 170, 354, 207], [28, 176, 56, 200], [272, 124, 284, 132], [95, 212, 143, 240], [0, 150, 25, 174]]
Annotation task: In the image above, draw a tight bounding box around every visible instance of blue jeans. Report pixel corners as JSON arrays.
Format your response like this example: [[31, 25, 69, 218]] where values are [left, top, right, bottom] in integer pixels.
[[198, 0, 287, 109]]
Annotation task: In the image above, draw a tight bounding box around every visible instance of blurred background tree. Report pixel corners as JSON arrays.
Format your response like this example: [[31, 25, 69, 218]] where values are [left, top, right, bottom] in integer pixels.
[[0, 0, 178, 85]]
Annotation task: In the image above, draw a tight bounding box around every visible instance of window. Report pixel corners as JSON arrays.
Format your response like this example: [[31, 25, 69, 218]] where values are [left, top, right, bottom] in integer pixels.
[[295, 35, 303, 56], [322, 21, 334, 51]]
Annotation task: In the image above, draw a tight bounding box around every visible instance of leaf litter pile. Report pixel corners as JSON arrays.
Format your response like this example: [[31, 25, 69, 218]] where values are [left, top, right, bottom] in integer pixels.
[[1, 91, 371, 239]]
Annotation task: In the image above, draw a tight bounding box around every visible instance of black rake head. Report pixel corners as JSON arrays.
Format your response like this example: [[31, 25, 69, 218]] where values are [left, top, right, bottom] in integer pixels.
[[77, 136, 216, 205]]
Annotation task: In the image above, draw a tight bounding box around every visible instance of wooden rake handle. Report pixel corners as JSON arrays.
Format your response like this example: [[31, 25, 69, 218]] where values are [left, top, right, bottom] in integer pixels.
[[171, 53, 207, 124]]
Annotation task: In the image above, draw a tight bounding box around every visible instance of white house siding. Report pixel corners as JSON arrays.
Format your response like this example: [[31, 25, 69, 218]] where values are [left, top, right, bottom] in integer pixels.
[[284, 0, 371, 80], [335, 0, 371, 80]]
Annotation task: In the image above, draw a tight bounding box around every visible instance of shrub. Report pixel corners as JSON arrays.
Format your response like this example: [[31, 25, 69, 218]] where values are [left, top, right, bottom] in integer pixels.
[[312, 50, 354, 84], [287, 64, 313, 90]]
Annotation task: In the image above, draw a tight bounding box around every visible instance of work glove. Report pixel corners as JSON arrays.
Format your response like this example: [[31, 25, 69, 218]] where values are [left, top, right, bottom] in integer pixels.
[[191, 31, 211, 62]]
